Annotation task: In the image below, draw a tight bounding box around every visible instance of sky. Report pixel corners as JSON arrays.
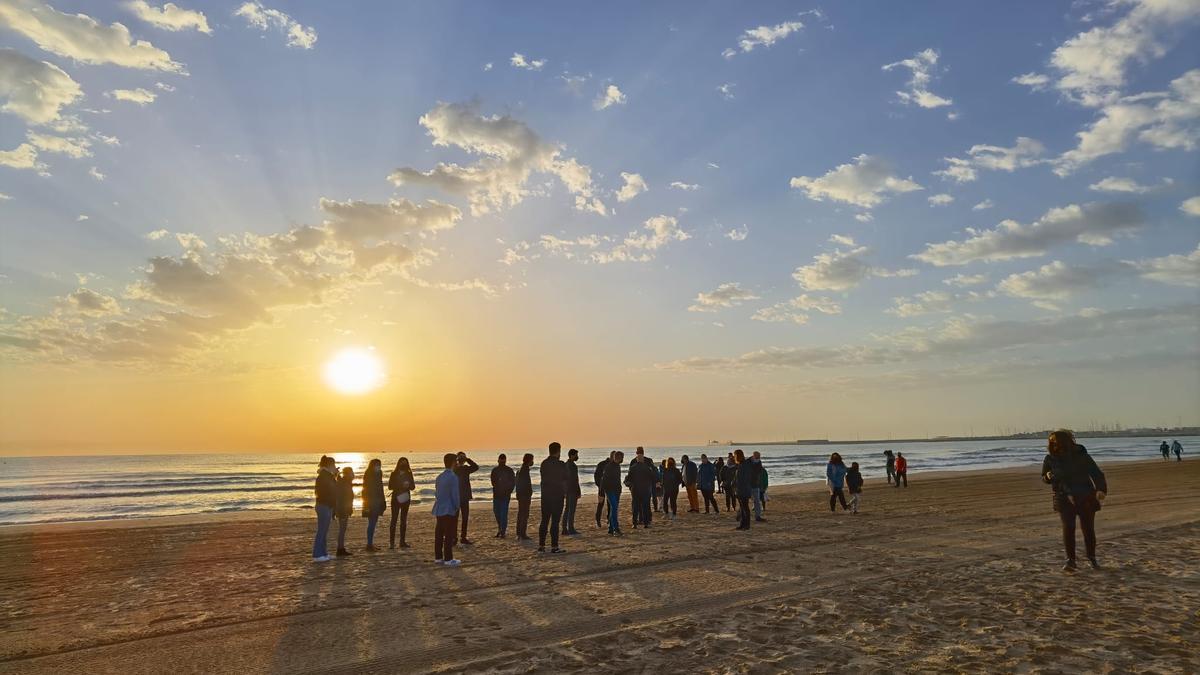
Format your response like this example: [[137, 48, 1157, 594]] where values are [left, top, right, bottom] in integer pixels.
[[0, 0, 1198, 455]]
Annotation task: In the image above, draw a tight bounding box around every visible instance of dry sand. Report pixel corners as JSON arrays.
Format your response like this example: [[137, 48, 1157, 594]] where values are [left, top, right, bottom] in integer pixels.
[[0, 459, 1196, 674]]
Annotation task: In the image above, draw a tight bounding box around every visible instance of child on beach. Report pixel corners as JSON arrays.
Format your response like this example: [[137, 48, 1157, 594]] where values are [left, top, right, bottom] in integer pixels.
[[846, 462, 864, 514]]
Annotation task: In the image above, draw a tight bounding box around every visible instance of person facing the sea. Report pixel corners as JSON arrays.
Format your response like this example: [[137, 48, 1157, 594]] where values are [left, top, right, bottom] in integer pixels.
[[538, 442, 568, 554], [1172, 440, 1183, 462], [1042, 429, 1107, 571], [335, 466, 355, 557], [758, 463, 769, 513], [846, 461, 864, 514], [432, 453, 462, 566], [594, 453, 611, 528], [682, 454, 700, 513], [826, 453, 849, 512], [894, 452, 908, 488], [312, 455, 337, 562], [453, 452, 479, 546], [490, 453, 516, 538], [699, 454, 719, 513], [661, 457, 682, 520], [626, 451, 656, 529], [884, 450, 896, 485], [1160, 441, 1170, 460], [750, 451, 766, 523], [362, 459, 386, 552], [563, 448, 581, 536], [602, 450, 625, 535], [721, 456, 737, 512], [388, 457, 414, 549], [734, 449, 754, 530], [515, 453, 534, 541]]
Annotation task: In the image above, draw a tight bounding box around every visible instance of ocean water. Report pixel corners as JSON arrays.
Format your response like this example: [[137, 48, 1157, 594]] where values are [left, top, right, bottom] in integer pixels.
[[0, 436, 1191, 526]]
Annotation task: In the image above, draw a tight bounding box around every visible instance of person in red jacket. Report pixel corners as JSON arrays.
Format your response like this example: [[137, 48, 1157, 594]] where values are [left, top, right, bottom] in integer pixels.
[[894, 452, 908, 488]]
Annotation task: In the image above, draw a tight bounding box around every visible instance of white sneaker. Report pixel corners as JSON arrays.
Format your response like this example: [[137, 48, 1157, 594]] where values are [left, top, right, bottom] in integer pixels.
[[443, 559, 462, 567], [433, 559, 444, 565], [313, 555, 331, 562]]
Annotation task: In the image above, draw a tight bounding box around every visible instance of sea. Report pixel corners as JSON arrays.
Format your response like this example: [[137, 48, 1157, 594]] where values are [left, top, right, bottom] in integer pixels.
[[0, 436, 1191, 526]]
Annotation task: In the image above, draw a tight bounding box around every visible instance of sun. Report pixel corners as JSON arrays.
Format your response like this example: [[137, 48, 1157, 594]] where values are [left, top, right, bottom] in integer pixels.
[[323, 347, 386, 395]]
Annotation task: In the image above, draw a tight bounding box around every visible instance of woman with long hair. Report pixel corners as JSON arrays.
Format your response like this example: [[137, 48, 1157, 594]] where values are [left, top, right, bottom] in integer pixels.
[[1042, 429, 1107, 570], [334, 466, 355, 557], [362, 459, 386, 552], [661, 457, 683, 520], [388, 457, 415, 549], [826, 453, 849, 512], [312, 455, 337, 562]]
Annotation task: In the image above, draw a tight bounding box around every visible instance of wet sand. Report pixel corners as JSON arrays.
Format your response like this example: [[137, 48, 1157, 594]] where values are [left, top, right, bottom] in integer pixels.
[[0, 459, 1196, 673]]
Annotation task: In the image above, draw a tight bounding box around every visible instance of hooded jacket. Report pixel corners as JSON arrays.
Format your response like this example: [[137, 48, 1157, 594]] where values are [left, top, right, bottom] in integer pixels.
[[1042, 445, 1107, 499], [490, 464, 516, 499], [826, 462, 847, 490], [698, 461, 716, 491], [334, 474, 355, 518], [515, 463, 534, 500], [846, 467, 864, 493], [315, 467, 337, 509]]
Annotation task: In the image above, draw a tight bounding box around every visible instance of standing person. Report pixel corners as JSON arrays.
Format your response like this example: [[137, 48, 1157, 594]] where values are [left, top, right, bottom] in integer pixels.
[[721, 457, 737, 512], [661, 458, 683, 520], [846, 461, 864, 514], [594, 453, 611, 528], [749, 451, 766, 523], [894, 452, 908, 488], [699, 454, 719, 513], [1159, 441, 1170, 460], [432, 453, 462, 566], [758, 464, 769, 513], [884, 450, 896, 485], [312, 456, 337, 562], [682, 455, 700, 513], [362, 459, 386, 552], [563, 449, 582, 536], [626, 452, 656, 529], [734, 449, 754, 530], [715, 456, 725, 495], [515, 453, 535, 541], [652, 458, 663, 513], [538, 442, 568, 553], [388, 457, 414, 549], [490, 453, 516, 538], [1042, 429, 1107, 571], [602, 451, 625, 535], [335, 466, 355, 557], [454, 452, 479, 546], [1171, 440, 1184, 462], [826, 453, 849, 512]]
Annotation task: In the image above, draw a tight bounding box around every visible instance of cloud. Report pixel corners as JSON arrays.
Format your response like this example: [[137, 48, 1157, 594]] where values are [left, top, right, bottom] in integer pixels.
[[793, 235, 916, 291], [972, 199, 994, 211], [717, 83, 735, 100], [688, 282, 760, 312], [154, 81, 174, 91], [933, 137, 1047, 183], [106, 87, 156, 105], [725, 225, 749, 241], [482, 62, 492, 72], [509, 52, 545, 71], [388, 101, 606, 216], [669, 181, 699, 191], [886, 290, 959, 317], [998, 248, 1200, 300], [912, 202, 1144, 266], [1088, 176, 1157, 193], [616, 172, 647, 202], [882, 48, 953, 108], [559, 72, 588, 94], [593, 215, 689, 263], [0, 0, 183, 71], [1133, 245, 1200, 286], [126, 1, 210, 34], [1054, 69, 1200, 174], [0, 142, 45, 172], [1012, 72, 1051, 90], [1181, 196, 1200, 216], [26, 129, 90, 157], [790, 154, 922, 208], [88, 166, 104, 180], [928, 193, 954, 206], [61, 287, 121, 315], [943, 273, 988, 288], [317, 197, 462, 242], [594, 84, 626, 110], [751, 294, 841, 324], [0, 48, 82, 124], [724, 20, 804, 58], [234, 1, 316, 49]]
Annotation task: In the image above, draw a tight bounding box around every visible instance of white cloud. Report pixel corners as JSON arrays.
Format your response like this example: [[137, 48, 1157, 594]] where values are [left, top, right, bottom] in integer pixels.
[[126, 1, 210, 34], [0, 0, 183, 71], [26, 130, 90, 158], [725, 225, 749, 241], [717, 83, 735, 100], [688, 282, 760, 312], [154, 81, 174, 92], [482, 62, 493, 72], [1012, 72, 1051, 90], [912, 202, 1145, 266], [594, 84, 626, 110], [388, 102, 606, 216], [75, 213, 88, 221], [752, 294, 841, 324], [61, 287, 120, 315], [0, 142, 45, 172], [559, 72, 589, 94], [724, 20, 804, 58], [616, 172, 647, 202], [943, 273, 988, 288], [106, 87, 156, 105], [793, 235, 916, 291], [234, 1, 316, 49], [1181, 196, 1200, 216], [0, 192, 11, 199], [1133, 245, 1200, 286], [509, 52, 545, 71], [594, 215, 689, 263], [886, 290, 958, 317], [972, 199, 994, 211], [882, 48, 953, 109], [1088, 176, 1157, 193], [669, 181, 699, 191], [928, 193, 954, 206], [933, 137, 1047, 183], [790, 154, 922, 208], [88, 166, 104, 180], [0, 48, 82, 124], [999, 248, 1200, 299]]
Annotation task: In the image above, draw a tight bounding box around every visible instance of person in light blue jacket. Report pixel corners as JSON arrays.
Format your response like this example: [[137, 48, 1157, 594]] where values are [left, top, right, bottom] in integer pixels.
[[826, 453, 849, 512], [432, 453, 462, 566]]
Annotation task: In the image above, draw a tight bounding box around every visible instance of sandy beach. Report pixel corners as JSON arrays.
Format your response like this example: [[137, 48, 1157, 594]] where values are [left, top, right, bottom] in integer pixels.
[[0, 459, 1196, 674]]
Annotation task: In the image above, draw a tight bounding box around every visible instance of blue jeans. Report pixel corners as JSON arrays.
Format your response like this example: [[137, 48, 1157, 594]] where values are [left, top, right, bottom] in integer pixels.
[[493, 496, 511, 534], [750, 488, 762, 520], [606, 491, 621, 532], [366, 515, 379, 546], [313, 504, 332, 558]]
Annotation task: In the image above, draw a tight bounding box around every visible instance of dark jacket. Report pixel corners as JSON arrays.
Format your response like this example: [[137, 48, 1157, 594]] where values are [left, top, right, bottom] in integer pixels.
[[515, 463, 534, 500], [315, 468, 337, 509], [566, 458, 582, 498], [720, 463, 737, 487], [846, 467, 864, 493], [362, 468, 386, 517], [454, 457, 479, 501], [625, 459, 656, 493], [334, 474, 355, 518], [683, 460, 698, 486], [662, 467, 683, 493], [540, 457, 567, 499], [1042, 445, 1107, 501], [698, 461, 716, 491], [388, 468, 415, 498], [490, 464, 516, 499], [594, 459, 609, 487], [735, 461, 756, 497], [601, 460, 622, 493]]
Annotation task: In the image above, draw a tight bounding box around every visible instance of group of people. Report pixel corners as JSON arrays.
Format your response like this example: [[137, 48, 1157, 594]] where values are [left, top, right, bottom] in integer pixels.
[[1158, 440, 1184, 461]]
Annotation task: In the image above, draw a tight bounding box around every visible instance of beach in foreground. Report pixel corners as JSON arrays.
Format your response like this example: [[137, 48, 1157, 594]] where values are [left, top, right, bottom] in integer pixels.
[[0, 460, 1196, 674]]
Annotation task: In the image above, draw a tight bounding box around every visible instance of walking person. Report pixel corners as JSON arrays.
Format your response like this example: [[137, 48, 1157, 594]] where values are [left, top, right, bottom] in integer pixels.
[[661, 458, 683, 520], [312, 456, 337, 562], [846, 461, 864, 514], [884, 450, 896, 486], [432, 453, 462, 566], [594, 453, 611, 528], [826, 453, 849, 512], [1171, 440, 1184, 462], [388, 457, 414, 549], [894, 452, 908, 488], [362, 458, 386, 552], [454, 452, 479, 546], [563, 448, 582, 536], [1159, 441, 1170, 460], [699, 454, 719, 513], [602, 451, 625, 535], [335, 466, 355, 557], [682, 455, 700, 513], [1042, 429, 1107, 571], [515, 453, 534, 541], [734, 449, 754, 530], [538, 442, 568, 554], [490, 453, 516, 538], [750, 451, 766, 523]]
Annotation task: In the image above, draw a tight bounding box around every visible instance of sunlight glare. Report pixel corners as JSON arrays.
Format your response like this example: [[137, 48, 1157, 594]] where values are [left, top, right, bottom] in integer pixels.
[[323, 347, 386, 395]]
